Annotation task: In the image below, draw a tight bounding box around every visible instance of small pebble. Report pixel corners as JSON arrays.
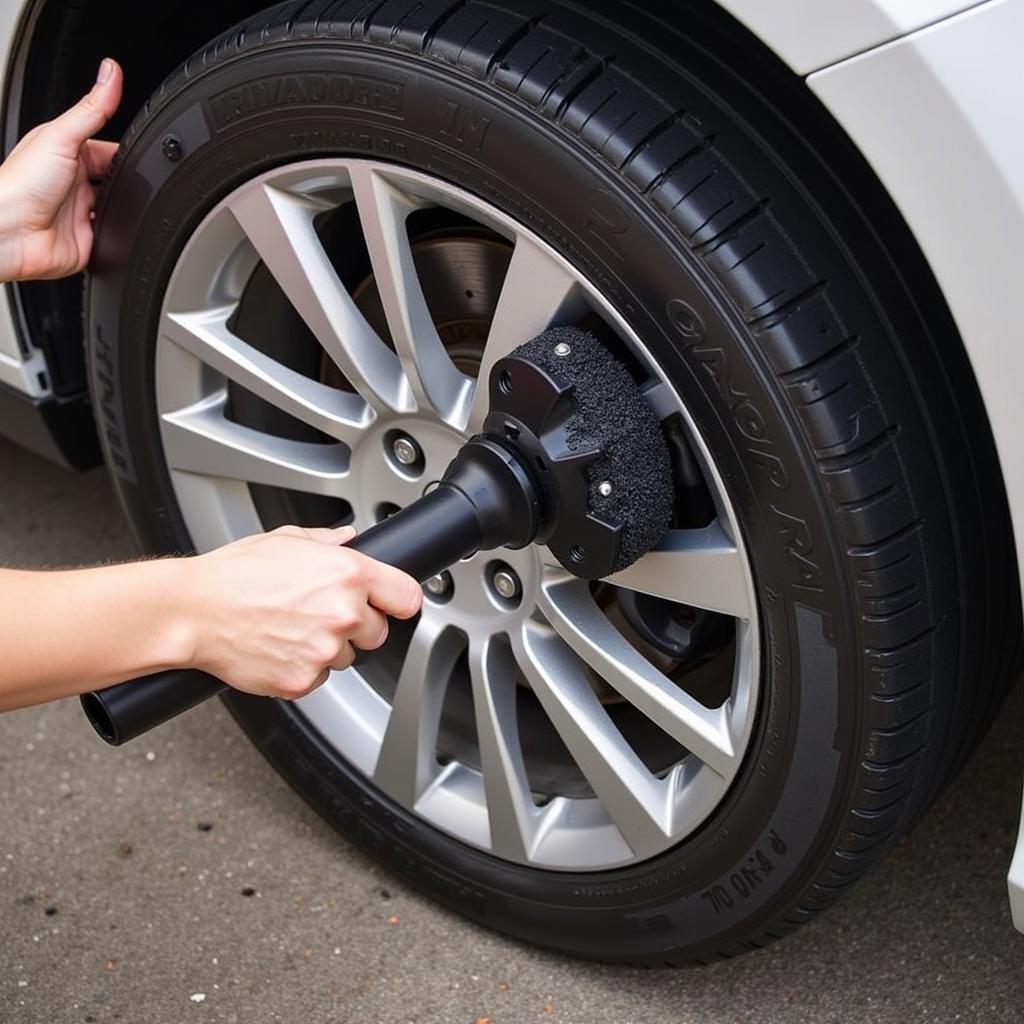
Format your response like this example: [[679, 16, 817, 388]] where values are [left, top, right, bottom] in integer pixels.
[[43, 906, 57, 917], [118, 841, 134, 857], [104, 960, 117, 972], [387, 914, 400, 926], [197, 822, 213, 833], [241, 887, 256, 897], [145, 752, 155, 762], [190, 992, 206, 1004]]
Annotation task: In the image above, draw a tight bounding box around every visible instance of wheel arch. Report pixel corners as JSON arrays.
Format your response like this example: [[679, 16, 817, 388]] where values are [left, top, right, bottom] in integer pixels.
[[0, 0, 271, 464]]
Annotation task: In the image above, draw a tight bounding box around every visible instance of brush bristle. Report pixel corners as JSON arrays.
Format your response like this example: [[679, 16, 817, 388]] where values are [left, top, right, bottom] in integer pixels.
[[511, 327, 673, 573]]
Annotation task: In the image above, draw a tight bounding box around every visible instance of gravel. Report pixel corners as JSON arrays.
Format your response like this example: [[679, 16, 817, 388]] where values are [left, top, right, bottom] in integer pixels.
[[2, 436, 1024, 1023]]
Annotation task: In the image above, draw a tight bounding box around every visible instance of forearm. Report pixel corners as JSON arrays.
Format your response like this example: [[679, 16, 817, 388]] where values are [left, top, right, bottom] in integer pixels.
[[0, 559, 197, 711]]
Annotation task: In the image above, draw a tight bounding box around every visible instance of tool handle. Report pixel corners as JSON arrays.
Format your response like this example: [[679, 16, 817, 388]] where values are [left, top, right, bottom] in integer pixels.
[[346, 485, 482, 581], [80, 668, 225, 746], [80, 485, 483, 746]]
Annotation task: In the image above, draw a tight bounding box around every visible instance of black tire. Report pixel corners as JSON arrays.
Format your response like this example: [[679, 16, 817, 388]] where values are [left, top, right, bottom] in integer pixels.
[[86, 0, 1020, 962]]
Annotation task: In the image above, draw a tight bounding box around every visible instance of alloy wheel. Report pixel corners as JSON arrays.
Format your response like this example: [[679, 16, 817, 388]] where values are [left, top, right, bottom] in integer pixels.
[[154, 159, 760, 871]]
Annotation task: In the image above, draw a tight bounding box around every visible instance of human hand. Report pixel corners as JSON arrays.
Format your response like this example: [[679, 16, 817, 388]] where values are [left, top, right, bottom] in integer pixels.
[[0, 57, 123, 282], [182, 525, 423, 699]]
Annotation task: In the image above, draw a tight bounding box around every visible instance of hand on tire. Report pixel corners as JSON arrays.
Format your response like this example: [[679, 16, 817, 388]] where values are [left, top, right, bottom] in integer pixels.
[[183, 525, 422, 699], [0, 57, 122, 282]]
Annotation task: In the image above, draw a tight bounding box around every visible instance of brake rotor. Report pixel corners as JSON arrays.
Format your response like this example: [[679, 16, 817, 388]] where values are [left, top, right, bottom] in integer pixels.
[[320, 231, 513, 389]]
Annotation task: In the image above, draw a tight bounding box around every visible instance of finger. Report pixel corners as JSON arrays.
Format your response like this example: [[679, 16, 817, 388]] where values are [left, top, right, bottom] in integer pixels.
[[335, 525, 359, 546], [7, 123, 45, 156], [271, 524, 356, 545], [304, 525, 358, 546], [329, 643, 356, 672], [84, 139, 119, 179], [270, 524, 306, 538], [50, 58, 123, 151], [360, 558, 423, 620], [349, 606, 389, 652], [74, 177, 97, 223]]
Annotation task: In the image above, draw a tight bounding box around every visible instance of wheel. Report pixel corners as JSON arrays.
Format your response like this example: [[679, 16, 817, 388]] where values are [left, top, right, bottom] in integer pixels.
[[87, 0, 1019, 962]]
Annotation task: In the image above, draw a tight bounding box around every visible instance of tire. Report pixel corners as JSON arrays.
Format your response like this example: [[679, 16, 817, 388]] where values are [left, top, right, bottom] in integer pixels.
[[86, 0, 1020, 962]]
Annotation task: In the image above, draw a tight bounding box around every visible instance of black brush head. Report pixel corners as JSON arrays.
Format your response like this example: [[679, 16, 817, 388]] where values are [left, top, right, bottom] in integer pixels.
[[492, 327, 674, 575]]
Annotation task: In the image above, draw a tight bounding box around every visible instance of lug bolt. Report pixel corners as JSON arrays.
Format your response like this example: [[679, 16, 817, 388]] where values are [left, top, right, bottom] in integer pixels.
[[424, 572, 452, 598], [391, 434, 421, 467], [492, 567, 522, 602], [554, 342, 572, 357], [598, 480, 613, 497]]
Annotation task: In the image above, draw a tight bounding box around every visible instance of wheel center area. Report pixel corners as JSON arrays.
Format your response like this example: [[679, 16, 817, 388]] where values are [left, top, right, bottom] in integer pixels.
[[348, 414, 544, 635]]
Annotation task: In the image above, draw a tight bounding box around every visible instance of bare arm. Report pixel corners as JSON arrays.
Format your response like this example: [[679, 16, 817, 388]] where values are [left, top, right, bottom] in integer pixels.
[[0, 558, 194, 710], [0, 62, 425, 713], [0, 526, 423, 713]]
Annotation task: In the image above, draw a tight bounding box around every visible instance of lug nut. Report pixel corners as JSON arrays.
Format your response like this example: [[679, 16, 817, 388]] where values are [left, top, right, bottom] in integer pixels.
[[391, 434, 421, 466], [492, 567, 522, 602], [424, 572, 452, 598]]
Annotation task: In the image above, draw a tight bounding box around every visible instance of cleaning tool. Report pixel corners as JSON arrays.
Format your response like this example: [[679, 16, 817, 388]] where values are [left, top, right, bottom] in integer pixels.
[[82, 327, 673, 744]]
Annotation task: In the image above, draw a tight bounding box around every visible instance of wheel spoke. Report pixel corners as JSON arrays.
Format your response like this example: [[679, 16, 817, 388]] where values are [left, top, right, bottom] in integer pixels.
[[227, 181, 408, 414], [466, 234, 584, 434], [469, 634, 538, 861], [349, 165, 473, 427], [607, 523, 753, 620], [163, 307, 373, 447], [539, 574, 735, 778], [161, 393, 349, 496], [372, 612, 465, 808], [513, 620, 672, 856]]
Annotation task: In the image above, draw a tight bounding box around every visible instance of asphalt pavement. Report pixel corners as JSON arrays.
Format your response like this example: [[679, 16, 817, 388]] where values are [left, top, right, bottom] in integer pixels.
[[2, 434, 1024, 1024]]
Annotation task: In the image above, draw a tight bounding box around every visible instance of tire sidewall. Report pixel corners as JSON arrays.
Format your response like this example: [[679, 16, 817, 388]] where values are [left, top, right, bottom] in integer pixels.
[[88, 41, 859, 958]]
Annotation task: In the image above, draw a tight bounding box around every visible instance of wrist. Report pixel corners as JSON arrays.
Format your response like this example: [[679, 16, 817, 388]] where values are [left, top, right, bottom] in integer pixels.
[[148, 556, 204, 672]]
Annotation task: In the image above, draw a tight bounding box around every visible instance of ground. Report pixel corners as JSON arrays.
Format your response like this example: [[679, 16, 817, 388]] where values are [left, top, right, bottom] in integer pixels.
[[1, 435, 1023, 1024]]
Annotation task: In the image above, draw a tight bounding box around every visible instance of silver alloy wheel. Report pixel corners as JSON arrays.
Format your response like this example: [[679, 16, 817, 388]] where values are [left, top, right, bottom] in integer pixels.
[[154, 159, 760, 871]]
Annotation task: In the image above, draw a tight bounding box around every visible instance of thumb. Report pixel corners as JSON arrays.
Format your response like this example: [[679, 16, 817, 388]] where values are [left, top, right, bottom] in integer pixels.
[[51, 58, 123, 151]]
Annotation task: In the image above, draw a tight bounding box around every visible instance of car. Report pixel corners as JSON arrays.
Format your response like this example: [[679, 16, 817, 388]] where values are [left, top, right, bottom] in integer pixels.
[[1, 0, 1022, 964]]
